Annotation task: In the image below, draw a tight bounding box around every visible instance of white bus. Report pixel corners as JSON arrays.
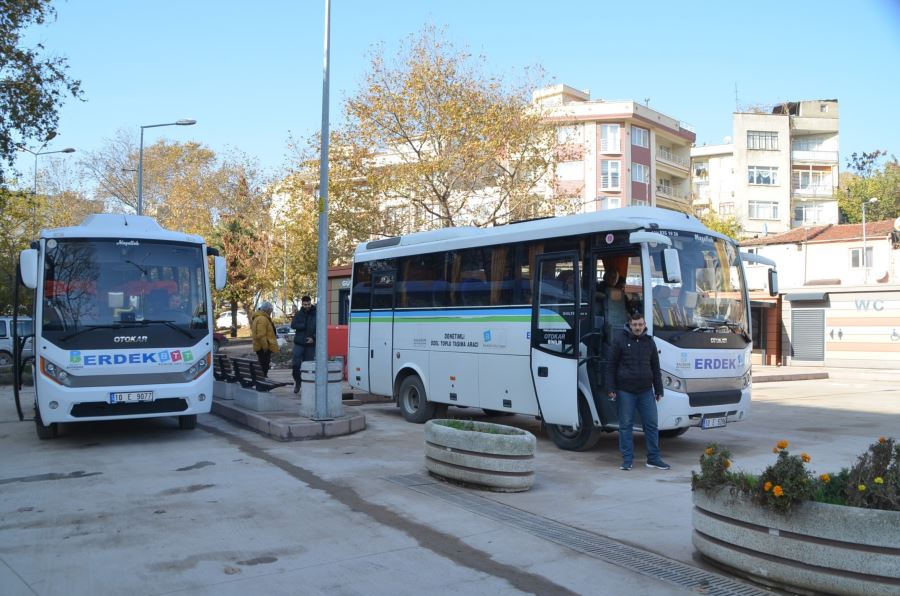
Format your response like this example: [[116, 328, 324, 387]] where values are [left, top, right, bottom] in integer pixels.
[[347, 207, 777, 450], [14, 214, 226, 439]]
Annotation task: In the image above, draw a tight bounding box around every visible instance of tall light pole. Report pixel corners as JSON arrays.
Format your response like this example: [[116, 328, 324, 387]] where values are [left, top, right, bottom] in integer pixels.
[[861, 196, 879, 284], [313, 0, 332, 420], [18, 141, 76, 237], [137, 119, 196, 215]]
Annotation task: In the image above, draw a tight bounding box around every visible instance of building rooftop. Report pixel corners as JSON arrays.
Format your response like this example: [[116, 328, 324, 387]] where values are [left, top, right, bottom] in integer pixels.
[[741, 219, 897, 246]]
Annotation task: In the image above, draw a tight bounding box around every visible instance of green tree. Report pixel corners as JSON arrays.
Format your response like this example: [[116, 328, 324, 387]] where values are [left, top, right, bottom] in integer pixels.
[[0, 187, 34, 314], [838, 150, 900, 223], [0, 0, 82, 184], [695, 209, 742, 241]]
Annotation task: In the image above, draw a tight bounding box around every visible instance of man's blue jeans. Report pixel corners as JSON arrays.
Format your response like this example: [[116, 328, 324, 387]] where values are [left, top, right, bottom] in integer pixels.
[[617, 388, 661, 465]]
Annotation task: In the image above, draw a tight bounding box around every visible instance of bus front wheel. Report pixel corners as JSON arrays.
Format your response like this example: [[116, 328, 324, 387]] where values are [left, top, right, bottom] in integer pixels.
[[178, 415, 197, 430], [398, 375, 438, 423], [546, 397, 600, 451], [34, 404, 58, 440]]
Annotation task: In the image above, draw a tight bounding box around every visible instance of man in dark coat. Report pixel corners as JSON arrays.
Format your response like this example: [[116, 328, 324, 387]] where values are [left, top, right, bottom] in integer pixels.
[[607, 312, 669, 471], [290, 296, 316, 393]]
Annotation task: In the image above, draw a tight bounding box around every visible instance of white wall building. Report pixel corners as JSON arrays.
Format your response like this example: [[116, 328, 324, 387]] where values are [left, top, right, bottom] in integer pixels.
[[692, 100, 840, 237]]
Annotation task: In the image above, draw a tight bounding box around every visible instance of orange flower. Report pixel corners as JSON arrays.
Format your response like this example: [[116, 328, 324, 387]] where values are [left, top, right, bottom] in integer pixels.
[[773, 485, 784, 497], [819, 473, 830, 483], [801, 453, 811, 463], [724, 459, 731, 469], [777, 440, 789, 450], [858, 484, 867, 492], [772, 447, 779, 454], [763, 481, 772, 492], [879, 436, 887, 444], [705, 447, 715, 456]]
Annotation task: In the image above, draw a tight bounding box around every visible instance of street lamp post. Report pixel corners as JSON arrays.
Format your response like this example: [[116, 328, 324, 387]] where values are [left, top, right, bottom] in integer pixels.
[[861, 196, 879, 284], [18, 142, 76, 237], [137, 119, 196, 215]]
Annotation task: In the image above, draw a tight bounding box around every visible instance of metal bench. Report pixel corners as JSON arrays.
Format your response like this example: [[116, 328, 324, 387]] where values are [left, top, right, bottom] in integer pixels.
[[230, 357, 290, 392], [213, 353, 236, 383]]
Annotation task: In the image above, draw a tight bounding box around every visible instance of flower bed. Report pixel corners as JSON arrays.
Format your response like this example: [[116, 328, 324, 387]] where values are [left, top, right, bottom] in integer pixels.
[[424, 419, 536, 492], [691, 438, 900, 595]]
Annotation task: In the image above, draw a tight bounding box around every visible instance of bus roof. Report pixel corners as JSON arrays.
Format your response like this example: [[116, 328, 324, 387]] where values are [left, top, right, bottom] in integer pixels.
[[353, 206, 725, 261], [41, 214, 206, 245]]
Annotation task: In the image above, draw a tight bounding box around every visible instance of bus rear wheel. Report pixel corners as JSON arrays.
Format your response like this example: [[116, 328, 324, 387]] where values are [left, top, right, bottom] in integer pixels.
[[34, 404, 58, 440], [546, 397, 600, 451], [178, 414, 197, 430], [398, 375, 438, 423]]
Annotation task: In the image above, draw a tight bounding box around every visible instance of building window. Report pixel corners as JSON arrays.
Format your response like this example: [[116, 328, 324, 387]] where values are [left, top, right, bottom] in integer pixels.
[[748, 201, 779, 220], [792, 135, 828, 151], [748, 166, 778, 185], [719, 202, 734, 216], [557, 125, 582, 144], [600, 196, 620, 210], [694, 161, 708, 178], [794, 203, 824, 224], [747, 131, 778, 150], [600, 124, 620, 152], [849, 247, 873, 269], [820, 104, 829, 113], [632, 126, 649, 148], [556, 160, 583, 180], [600, 160, 620, 189], [632, 163, 650, 183]]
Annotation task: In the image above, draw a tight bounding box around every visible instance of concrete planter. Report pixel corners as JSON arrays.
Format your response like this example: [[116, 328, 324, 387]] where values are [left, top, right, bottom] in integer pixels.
[[692, 488, 900, 596], [424, 419, 536, 492]]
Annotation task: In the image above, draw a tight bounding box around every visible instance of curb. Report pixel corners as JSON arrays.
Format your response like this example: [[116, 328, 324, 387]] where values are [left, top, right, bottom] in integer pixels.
[[211, 398, 366, 441], [751, 371, 829, 383]]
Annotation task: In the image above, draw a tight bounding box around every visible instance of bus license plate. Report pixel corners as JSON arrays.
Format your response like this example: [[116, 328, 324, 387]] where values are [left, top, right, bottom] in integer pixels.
[[701, 416, 727, 429], [109, 391, 154, 404]]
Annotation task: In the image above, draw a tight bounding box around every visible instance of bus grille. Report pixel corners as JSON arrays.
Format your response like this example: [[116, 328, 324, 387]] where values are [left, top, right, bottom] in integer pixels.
[[70, 398, 189, 418], [688, 390, 741, 407]]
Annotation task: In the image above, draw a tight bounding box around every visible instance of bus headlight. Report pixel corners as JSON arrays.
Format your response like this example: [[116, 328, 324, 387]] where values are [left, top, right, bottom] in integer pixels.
[[662, 371, 685, 392], [185, 353, 211, 381], [41, 357, 72, 386]]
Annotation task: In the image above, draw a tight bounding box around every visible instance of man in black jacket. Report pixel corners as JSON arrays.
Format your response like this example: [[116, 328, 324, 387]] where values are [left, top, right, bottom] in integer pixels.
[[607, 312, 669, 471], [290, 296, 316, 393]]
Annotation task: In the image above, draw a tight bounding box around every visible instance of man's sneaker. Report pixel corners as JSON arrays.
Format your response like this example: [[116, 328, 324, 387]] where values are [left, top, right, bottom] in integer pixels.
[[646, 460, 671, 470], [619, 462, 633, 471]]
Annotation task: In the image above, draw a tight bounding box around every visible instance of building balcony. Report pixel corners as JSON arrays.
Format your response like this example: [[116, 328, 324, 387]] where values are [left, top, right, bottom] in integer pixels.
[[656, 148, 689, 170], [792, 186, 835, 198], [656, 184, 687, 200], [791, 150, 838, 163]]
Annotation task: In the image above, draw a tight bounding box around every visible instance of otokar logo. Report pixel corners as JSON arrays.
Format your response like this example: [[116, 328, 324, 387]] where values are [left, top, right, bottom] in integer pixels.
[[710, 337, 728, 344], [116, 240, 140, 247], [113, 335, 148, 343]]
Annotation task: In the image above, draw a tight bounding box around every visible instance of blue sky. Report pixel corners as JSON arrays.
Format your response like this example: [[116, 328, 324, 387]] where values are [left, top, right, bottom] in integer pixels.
[[14, 0, 900, 184]]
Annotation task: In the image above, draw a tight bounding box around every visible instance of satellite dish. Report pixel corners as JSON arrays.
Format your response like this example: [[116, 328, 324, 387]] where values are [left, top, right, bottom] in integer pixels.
[[894, 216, 900, 232], [723, 136, 732, 144]]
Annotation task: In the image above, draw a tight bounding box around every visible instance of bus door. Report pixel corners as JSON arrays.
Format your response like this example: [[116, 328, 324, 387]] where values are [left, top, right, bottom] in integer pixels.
[[368, 270, 395, 396], [587, 251, 624, 426], [530, 254, 580, 427]]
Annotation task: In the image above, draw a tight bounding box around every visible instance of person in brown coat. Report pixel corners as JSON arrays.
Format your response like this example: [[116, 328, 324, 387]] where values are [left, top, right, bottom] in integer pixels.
[[251, 301, 278, 377]]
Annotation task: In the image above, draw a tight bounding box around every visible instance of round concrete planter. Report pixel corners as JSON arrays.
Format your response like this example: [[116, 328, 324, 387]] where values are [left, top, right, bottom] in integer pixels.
[[424, 419, 536, 492], [692, 488, 900, 596]]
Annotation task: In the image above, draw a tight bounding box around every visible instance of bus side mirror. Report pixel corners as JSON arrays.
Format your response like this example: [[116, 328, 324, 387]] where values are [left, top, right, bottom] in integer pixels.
[[768, 269, 779, 296], [662, 248, 682, 284], [19, 249, 38, 289], [214, 256, 226, 290]]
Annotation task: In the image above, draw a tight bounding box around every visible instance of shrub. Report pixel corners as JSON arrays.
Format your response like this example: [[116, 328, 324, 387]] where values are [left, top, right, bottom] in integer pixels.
[[693, 437, 899, 514], [845, 437, 900, 511]]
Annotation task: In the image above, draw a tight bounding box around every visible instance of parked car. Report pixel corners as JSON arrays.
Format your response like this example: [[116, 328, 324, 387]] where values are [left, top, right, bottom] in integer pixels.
[[275, 324, 295, 345], [215, 310, 248, 329], [212, 332, 228, 353], [0, 316, 34, 367]]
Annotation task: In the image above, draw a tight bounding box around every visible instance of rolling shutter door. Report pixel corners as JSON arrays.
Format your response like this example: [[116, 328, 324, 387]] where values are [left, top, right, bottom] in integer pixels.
[[791, 309, 824, 361]]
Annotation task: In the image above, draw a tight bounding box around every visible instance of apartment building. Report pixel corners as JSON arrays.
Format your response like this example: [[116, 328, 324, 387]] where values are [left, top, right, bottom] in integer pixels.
[[536, 85, 696, 213], [691, 99, 840, 237]]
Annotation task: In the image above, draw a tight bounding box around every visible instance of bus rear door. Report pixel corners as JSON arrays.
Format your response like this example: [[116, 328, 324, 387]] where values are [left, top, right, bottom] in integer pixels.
[[369, 270, 396, 396], [530, 254, 580, 427]]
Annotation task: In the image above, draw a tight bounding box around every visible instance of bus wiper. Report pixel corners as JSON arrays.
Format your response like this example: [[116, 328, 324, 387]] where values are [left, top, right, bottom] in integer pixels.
[[61, 324, 124, 342], [139, 319, 196, 340], [669, 324, 713, 343], [711, 320, 751, 343]]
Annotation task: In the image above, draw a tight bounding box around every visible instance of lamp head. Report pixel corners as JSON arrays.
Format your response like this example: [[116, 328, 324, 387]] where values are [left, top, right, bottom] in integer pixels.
[[61, 148, 75, 153], [176, 119, 196, 126]]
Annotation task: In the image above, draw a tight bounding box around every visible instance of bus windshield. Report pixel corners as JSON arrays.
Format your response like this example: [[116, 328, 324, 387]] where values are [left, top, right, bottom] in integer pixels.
[[649, 232, 748, 337], [41, 238, 208, 349]]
